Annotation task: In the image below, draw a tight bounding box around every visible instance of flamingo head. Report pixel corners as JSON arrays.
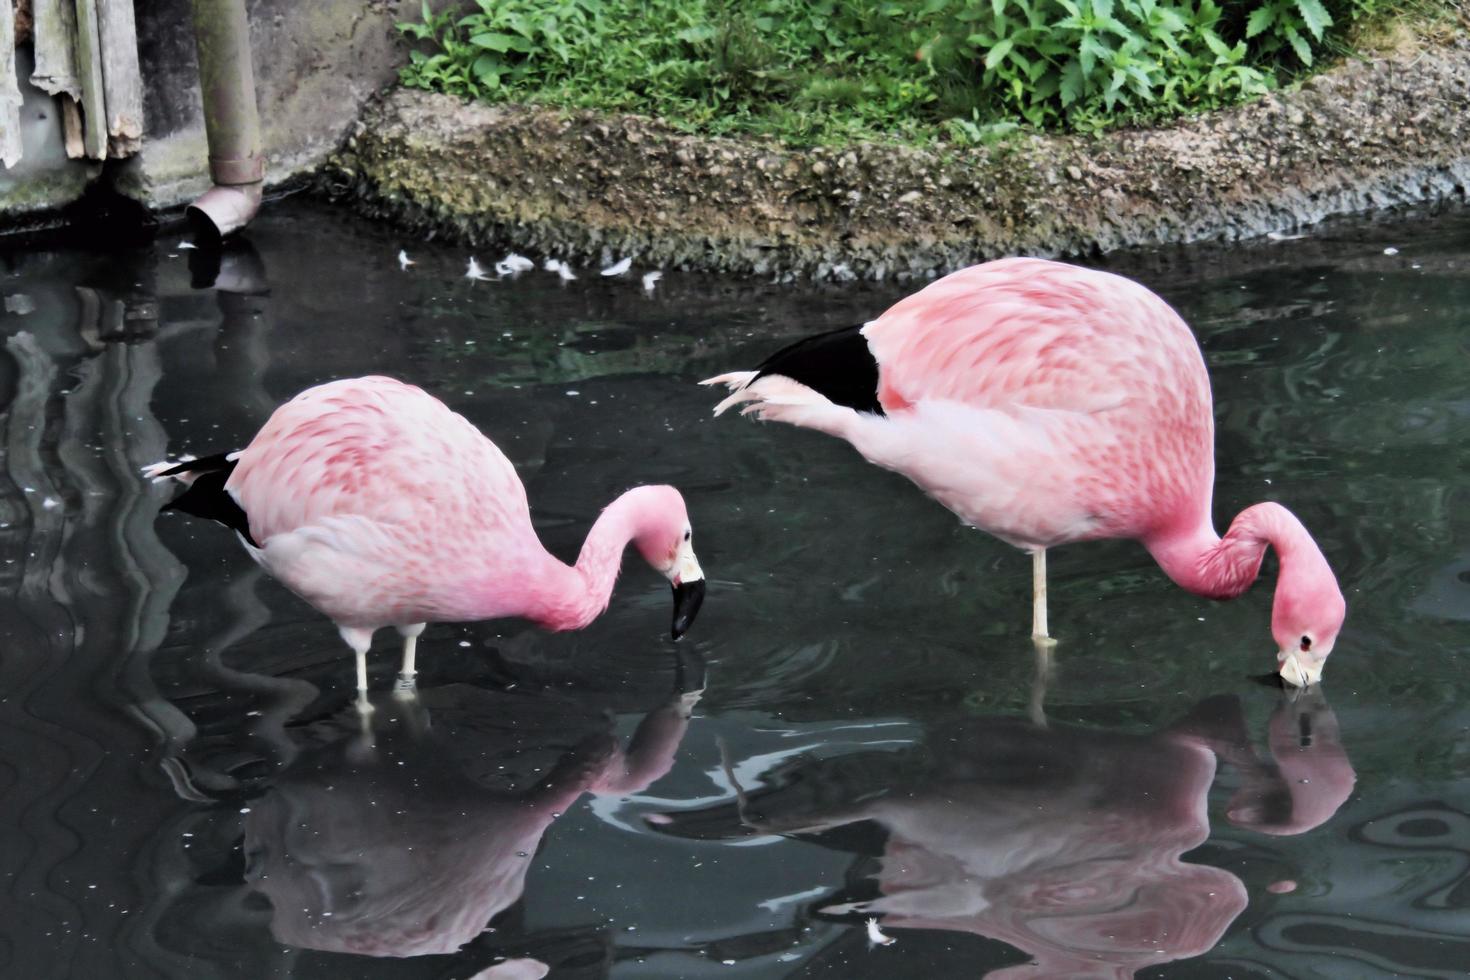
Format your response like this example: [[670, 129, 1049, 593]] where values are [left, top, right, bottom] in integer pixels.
[[629, 486, 706, 639], [1270, 561, 1346, 688]]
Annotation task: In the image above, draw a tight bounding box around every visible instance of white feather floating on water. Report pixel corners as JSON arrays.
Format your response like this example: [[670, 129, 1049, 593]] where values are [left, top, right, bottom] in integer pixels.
[[865, 918, 895, 946], [544, 258, 577, 281], [178, 241, 198, 250], [496, 253, 534, 276], [398, 249, 415, 269], [4, 292, 35, 315], [1383, 246, 1399, 255], [466, 257, 492, 281], [600, 256, 632, 277], [1266, 231, 1304, 242], [642, 270, 663, 294]]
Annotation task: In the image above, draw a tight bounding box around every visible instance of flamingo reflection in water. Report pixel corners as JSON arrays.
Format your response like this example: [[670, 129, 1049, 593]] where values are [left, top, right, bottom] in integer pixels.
[[650, 689, 1354, 978], [241, 680, 699, 960]]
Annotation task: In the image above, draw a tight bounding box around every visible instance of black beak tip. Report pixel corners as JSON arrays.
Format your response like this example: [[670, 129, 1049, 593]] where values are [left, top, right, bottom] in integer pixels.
[[671, 579, 707, 640]]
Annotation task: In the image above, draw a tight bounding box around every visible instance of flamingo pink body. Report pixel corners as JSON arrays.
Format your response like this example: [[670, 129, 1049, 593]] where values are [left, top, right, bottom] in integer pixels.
[[148, 376, 705, 689], [707, 257, 1345, 684]]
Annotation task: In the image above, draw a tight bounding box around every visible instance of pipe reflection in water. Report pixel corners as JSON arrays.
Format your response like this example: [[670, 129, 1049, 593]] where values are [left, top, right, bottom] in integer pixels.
[[150, 235, 317, 797], [242, 681, 700, 958], [0, 250, 204, 974], [651, 689, 1354, 978]]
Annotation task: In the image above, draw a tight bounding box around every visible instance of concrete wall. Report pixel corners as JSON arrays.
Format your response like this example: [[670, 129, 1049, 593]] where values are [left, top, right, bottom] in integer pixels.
[[120, 0, 427, 209], [1, 0, 428, 224]]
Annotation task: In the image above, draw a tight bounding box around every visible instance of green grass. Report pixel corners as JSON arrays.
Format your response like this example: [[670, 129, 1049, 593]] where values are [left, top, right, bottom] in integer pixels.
[[397, 0, 1455, 146]]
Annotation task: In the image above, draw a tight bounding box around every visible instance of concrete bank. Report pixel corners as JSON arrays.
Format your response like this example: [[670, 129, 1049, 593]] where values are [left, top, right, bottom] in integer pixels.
[[327, 38, 1470, 280]]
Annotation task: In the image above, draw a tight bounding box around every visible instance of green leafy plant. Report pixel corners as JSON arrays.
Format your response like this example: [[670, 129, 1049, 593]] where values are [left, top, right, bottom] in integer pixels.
[[395, 0, 1404, 144], [931, 0, 1284, 129], [1244, 0, 1335, 64]]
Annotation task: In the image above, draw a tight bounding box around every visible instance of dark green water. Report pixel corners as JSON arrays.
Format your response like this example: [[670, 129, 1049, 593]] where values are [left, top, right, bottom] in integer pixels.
[[1, 201, 1467, 979]]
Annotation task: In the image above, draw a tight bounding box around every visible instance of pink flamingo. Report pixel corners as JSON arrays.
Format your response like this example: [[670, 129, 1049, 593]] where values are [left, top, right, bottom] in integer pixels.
[[705, 258, 1344, 686], [146, 376, 706, 700]]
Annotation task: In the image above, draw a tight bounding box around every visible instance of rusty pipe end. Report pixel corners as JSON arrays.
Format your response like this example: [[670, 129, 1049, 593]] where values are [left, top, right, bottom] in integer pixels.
[[186, 181, 263, 243]]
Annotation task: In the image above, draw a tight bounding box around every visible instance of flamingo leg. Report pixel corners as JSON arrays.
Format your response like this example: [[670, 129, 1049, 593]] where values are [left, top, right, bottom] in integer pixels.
[[1029, 550, 1057, 726], [1031, 548, 1053, 641], [400, 631, 418, 677], [395, 623, 426, 699], [339, 625, 376, 715]]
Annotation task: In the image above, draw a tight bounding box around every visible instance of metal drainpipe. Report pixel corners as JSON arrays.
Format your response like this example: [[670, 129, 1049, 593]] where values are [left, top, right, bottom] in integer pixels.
[[185, 0, 264, 241]]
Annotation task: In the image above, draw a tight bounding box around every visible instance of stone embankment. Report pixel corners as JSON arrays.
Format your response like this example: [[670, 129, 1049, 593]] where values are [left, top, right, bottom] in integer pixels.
[[325, 38, 1470, 280]]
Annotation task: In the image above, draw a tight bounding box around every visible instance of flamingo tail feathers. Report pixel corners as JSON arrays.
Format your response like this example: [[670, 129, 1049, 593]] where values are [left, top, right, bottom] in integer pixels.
[[142, 451, 237, 483], [144, 452, 259, 547], [702, 323, 884, 417], [702, 376, 830, 417]]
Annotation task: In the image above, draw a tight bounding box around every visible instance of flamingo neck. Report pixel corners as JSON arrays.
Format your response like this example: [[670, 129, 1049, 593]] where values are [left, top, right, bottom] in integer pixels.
[[522, 494, 643, 631], [1145, 502, 1317, 601]]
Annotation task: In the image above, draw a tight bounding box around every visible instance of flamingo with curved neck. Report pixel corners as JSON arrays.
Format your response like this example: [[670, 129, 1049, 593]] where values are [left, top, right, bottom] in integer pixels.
[[706, 257, 1345, 684], [1146, 502, 1345, 685], [518, 484, 708, 634], [147, 377, 707, 701]]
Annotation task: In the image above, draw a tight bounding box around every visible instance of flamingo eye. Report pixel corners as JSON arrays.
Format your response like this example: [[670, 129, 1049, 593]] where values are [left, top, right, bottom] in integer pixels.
[[683, 529, 691, 542], [1300, 636, 1312, 652]]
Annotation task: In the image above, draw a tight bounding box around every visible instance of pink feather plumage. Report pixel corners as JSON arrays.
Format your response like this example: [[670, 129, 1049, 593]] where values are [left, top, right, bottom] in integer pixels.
[[148, 377, 706, 692], [706, 258, 1345, 685]]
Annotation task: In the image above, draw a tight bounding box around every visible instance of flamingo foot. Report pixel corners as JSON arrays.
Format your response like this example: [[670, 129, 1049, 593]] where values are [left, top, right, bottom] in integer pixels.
[[352, 695, 377, 748], [1029, 636, 1055, 729]]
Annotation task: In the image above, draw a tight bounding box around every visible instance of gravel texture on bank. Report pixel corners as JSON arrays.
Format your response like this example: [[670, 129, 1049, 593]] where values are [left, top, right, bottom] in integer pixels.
[[325, 38, 1470, 280]]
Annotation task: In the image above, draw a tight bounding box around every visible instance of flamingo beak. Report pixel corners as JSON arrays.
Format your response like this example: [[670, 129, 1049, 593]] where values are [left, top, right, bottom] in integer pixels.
[[1278, 651, 1323, 688], [669, 542, 706, 640], [671, 579, 706, 639]]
